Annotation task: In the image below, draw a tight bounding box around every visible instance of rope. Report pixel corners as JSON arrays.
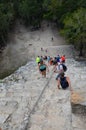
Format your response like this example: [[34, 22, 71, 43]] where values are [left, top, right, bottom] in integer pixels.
[[21, 70, 54, 130]]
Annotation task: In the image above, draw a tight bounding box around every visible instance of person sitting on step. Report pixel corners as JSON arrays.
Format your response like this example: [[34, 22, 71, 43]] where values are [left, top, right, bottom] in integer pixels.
[[57, 72, 72, 91]]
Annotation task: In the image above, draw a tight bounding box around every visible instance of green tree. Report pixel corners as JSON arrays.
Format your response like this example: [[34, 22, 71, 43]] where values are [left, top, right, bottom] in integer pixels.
[[18, 0, 43, 26], [43, 0, 86, 26], [62, 8, 86, 56], [43, 0, 61, 21], [0, 2, 14, 45]]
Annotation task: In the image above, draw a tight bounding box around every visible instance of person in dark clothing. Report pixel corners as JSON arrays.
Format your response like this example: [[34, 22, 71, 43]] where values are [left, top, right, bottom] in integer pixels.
[[51, 37, 53, 41], [41, 48, 43, 51], [57, 72, 72, 91], [56, 55, 60, 63]]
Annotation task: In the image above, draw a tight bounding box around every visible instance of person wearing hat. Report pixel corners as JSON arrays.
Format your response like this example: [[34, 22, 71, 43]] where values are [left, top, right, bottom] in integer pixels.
[[57, 72, 72, 91]]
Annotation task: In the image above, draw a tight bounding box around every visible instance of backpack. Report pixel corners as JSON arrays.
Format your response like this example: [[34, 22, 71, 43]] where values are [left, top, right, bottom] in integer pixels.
[[40, 64, 46, 70], [60, 77, 69, 89], [62, 64, 67, 72]]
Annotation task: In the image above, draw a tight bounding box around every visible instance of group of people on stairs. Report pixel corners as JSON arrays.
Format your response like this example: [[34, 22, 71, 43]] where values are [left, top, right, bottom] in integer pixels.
[[36, 55, 73, 91]]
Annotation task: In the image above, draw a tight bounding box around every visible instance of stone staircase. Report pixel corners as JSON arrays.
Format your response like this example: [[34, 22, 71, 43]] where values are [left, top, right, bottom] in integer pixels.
[[0, 57, 86, 130], [0, 62, 55, 130], [35, 45, 74, 58], [26, 59, 86, 130], [27, 70, 72, 130]]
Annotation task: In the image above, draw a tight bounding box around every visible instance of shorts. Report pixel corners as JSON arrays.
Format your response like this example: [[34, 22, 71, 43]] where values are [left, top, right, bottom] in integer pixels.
[[56, 74, 61, 80], [40, 68, 46, 72]]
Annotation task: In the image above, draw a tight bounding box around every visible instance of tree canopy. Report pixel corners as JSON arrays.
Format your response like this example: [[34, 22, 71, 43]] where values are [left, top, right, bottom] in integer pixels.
[[0, 0, 86, 55], [62, 8, 86, 56]]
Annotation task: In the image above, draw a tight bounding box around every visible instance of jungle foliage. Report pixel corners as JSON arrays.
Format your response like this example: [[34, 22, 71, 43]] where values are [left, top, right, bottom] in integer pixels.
[[0, 0, 86, 56]]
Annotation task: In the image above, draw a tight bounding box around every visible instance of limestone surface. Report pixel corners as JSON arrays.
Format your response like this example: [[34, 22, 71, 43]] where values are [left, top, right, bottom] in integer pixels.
[[0, 57, 86, 130]]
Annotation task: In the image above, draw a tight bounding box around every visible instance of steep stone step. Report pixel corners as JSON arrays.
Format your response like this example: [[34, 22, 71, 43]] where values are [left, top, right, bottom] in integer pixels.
[[0, 62, 54, 130], [65, 59, 86, 130], [36, 45, 74, 58], [26, 59, 86, 130], [27, 72, 72, 130], [0, 58, 86, 130]]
